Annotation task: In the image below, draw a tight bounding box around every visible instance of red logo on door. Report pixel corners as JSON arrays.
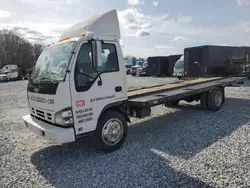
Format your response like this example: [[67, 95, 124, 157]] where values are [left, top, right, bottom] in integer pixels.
[[76, 100, 85, 107]]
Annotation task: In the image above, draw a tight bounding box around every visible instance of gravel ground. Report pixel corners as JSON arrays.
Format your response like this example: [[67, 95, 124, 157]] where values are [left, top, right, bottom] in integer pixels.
[[1, 76, 250, 188]]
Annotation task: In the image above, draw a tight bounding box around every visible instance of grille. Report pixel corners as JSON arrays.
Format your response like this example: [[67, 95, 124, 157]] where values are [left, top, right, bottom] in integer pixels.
[[30, 107, 53, 122]]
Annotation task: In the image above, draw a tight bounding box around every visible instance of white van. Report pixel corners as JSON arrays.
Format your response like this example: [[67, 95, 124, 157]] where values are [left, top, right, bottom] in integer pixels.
[[173, 55, 184, 79]]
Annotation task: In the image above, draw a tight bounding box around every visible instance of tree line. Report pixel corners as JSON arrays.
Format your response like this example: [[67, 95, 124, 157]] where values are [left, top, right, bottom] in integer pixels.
[[0, 29, 44, 72]]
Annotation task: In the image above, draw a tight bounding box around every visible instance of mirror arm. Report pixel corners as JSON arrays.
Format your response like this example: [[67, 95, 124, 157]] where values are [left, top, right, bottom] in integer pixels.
[[91, 40, 103, 86]]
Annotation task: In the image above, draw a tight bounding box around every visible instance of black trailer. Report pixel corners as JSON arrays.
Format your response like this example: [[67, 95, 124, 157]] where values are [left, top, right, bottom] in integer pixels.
[[127, 76, 246, 118], [147, 56, 169, 76], [184, 45, 250, 78], [147, 55, 182, 77]]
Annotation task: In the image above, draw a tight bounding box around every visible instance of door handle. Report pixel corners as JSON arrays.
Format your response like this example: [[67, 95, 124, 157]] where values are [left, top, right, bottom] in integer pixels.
[[115, 86, 122, 92]]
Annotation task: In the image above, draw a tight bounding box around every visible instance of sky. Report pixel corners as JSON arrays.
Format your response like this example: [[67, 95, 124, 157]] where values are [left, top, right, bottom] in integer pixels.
[[0, 0, 250, 58]]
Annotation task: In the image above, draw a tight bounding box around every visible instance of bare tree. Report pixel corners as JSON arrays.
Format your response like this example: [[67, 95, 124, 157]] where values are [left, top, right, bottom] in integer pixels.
[[0, 29, 45, 71]]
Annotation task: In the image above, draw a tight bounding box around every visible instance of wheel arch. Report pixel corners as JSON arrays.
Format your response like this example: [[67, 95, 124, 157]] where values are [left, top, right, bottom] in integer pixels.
[[97, 101, 131, 126]]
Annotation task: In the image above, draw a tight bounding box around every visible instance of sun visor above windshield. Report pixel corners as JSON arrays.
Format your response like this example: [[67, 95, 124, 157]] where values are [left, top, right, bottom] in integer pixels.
[[59, 9, 121, 41]]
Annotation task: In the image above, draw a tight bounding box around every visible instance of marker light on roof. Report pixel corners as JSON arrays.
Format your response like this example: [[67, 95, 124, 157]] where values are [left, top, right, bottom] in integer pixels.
[[59, 38, 70, 42]]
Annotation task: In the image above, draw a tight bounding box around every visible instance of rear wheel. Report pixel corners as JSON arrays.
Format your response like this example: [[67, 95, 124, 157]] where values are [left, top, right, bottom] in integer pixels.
[[94, 110, 128, 153], [177, 76, 182, 80], [207, 88, 223, 111]]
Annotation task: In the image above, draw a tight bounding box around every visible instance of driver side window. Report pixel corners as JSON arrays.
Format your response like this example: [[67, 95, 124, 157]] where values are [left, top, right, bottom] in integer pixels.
[[75, 42, 119, 92], [75, 43, 97, 92]]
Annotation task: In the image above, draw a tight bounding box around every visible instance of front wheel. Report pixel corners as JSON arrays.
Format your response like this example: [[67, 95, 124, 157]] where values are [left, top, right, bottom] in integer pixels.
[[94, 110, 128, 153]]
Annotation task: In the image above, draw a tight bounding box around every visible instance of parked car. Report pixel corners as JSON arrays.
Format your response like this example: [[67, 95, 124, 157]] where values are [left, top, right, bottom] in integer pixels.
[[0, 73, 9, 82], [125, 64, 132, 74], [173, 55, 184, 79], [137, 62, 148, 76], [131, 61, 144, 76]]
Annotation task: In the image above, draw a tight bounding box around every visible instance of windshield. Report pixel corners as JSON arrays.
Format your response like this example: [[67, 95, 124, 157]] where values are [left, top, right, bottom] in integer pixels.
[[136, 62, 144, 67], [175, 60, 184, 69], [30, 41, 76, 83], [125, 65, 131, 68], [143, 62, 148, 67]]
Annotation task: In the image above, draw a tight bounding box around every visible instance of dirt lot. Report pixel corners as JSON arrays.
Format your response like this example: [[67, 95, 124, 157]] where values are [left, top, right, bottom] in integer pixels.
[[1, 77, 250, 188]]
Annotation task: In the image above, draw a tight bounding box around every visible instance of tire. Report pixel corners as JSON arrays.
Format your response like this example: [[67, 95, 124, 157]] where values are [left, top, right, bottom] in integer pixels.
[[177, 76, 182, 80], [207, 88, 224, 111], [132, 73, 136, 76], [94, 110, 128, 153]]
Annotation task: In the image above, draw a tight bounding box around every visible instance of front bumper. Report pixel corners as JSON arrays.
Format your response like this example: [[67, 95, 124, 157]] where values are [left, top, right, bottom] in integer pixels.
[[23, 114, 75, 143]]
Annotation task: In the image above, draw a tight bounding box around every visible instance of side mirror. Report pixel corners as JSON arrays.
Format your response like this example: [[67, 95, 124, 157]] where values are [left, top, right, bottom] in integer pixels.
[[92, 40, 102, 70]]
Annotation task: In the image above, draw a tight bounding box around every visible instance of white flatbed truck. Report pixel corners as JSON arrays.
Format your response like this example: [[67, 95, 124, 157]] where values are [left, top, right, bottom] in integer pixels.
[[22, 10, 246, 152]]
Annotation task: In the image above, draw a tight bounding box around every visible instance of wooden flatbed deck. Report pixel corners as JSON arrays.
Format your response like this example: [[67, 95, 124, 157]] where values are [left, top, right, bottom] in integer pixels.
[[128, 77, 246, 108], [128, 77, 221, 98]]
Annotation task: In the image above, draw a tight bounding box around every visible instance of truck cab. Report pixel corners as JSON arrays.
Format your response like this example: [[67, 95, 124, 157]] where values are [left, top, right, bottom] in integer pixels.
[[23, 10, 129, 152], [173, 55, 184, 79]]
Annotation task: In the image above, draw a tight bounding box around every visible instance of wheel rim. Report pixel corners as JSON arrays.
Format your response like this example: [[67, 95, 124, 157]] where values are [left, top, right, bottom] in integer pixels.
[[102, 118, 123, 146], [215, 91, 222, 107]]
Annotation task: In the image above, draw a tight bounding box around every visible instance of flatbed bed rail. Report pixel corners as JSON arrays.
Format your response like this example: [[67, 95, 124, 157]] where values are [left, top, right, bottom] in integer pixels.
[[128, 77, 246, 108]]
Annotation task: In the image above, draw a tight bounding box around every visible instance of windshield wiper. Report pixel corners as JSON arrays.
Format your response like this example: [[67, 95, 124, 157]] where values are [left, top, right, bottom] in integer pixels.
[[77, 72, 95, 80], [35, 76, 57, 85]]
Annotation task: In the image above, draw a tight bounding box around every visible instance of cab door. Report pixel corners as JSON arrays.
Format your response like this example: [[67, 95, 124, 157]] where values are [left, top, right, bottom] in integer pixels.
[[69, 41, 126, 136]]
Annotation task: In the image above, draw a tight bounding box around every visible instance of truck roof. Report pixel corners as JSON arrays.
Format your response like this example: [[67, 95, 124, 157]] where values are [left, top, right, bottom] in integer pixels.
[[59, 9, 121, 42]]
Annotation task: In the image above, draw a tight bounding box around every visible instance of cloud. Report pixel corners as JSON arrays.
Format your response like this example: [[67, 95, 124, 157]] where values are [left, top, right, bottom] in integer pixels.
[[126, 24, 140, 30], [153, 1, 159, 7], [27, 30, 43, 35], [13, 26, 29, 31], [141, 23, 153, 29], [128, 0, 141, 6], [118, 8, 250, 57], [1, 2, 249, 57], [136, 30, 151, 37], [174, 36, 189, 42], [118, 8, 148, 25], [155, 45, 174, 50], [177, 15, 192, 24], [118, 8, 152, 36], [237, 0, 250, 5], [161, 14, 169, 21], [0, 9, 10, 18], [27, 37, 47, 41], [0, 22, 67, 44]]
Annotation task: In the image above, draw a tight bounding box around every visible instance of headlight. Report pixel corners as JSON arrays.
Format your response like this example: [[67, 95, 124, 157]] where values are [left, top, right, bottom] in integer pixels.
[[55, 108, 73, 127]]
